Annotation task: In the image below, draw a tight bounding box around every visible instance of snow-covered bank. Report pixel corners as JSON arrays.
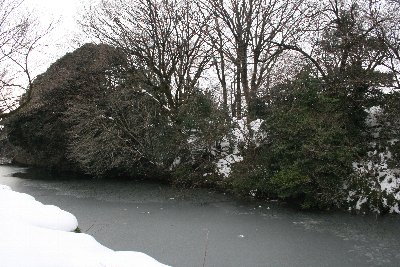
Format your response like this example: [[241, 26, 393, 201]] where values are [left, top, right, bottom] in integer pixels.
[[0, 185, 170, 267]]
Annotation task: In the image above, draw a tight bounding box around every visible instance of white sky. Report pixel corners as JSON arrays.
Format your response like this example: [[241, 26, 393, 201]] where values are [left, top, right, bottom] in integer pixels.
[[23, 0, 92, 76]]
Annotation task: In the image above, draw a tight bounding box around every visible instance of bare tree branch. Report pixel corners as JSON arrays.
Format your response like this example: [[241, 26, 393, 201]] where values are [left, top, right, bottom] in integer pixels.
[[0, 0, 52, 119]]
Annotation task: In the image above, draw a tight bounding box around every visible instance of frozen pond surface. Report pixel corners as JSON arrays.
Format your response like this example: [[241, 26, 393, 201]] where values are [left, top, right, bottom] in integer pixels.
[[1, 165, 399, 267]]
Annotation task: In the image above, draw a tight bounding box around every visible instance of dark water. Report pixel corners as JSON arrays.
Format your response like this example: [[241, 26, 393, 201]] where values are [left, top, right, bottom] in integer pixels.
[[1, 165, 399, 267]]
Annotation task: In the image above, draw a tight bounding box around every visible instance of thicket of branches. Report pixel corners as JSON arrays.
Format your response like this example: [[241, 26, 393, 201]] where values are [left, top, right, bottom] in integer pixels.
[[3, 0, 400, 211], [80, 0, 400, 118]]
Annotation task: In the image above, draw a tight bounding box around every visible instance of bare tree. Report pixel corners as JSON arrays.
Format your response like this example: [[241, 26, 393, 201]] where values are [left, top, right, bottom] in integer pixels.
[[82, 0, 212, 116], [372, 0, 400, 89], [0, 0, 51, 118], [203, 0, 309, 119], [273, 0, 396, 88], [82, 0, 398, 120]]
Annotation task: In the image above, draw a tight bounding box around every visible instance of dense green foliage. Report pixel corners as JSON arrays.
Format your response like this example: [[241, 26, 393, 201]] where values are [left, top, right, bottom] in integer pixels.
[[169, 91, 230, 186], [380, 92, 400, 170], [230, 72, 400, 211], [346, 92, 400, 212], [231, 74, 360, 208]]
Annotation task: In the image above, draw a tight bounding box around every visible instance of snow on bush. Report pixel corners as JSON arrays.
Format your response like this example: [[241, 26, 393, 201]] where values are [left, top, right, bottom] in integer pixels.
[[215, 118, 265, 178], [0, 185, 170, 267], [216, 154, 243, 178], [351, 153, 400, 214], [348, 107, 400, 214]]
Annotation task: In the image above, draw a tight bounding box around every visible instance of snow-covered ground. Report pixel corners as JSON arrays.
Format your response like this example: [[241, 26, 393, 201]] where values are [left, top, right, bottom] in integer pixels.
[[0, 184, 170, 267]]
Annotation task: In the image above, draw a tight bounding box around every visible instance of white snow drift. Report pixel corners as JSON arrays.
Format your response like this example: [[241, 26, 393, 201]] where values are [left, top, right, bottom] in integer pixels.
[[0, 184, 170, 267]]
